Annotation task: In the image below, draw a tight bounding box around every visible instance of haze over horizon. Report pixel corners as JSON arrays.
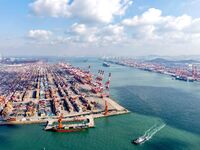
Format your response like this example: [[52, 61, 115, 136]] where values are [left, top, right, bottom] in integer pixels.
[[0, 0, 200, 57]]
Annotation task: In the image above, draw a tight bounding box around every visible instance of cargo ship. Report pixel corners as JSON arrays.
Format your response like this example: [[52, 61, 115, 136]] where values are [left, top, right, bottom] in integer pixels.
[[44, 115, 94, 132], [175, 75, 195, 82], [103, 62, 110, 67]]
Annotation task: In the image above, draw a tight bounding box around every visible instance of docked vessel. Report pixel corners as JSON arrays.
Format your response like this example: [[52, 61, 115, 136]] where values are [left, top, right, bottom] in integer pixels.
[[103, 62, 110, 67], [44, 115, 94, 132], [175, 75, 195, 82], [132, 136, 149, 145]]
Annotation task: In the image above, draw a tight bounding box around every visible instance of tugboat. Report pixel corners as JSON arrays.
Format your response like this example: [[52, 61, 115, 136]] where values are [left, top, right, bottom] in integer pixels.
[[44, 115, 94, 132], [132, 136, 149, 145], [103, 62, 110, 67], [132, 123, 166, 145]]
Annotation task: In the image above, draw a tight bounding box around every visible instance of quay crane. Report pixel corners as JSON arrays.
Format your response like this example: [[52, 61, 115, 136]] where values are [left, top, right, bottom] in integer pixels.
[[192, 65, 198, 80], [104, 100, 108, 115], [103, 73, 111, 115], [92, 70, 104, 93]]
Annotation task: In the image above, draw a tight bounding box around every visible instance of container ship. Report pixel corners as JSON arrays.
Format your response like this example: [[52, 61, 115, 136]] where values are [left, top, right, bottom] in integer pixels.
[[174, 75, 195, 82], [44, 115, 94, 132], [103, 62, 110, 67]]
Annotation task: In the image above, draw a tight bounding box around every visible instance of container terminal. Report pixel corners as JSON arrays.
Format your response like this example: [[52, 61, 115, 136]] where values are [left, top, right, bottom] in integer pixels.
[[0, 61, 128, 125], [104, 57, 200, 82]]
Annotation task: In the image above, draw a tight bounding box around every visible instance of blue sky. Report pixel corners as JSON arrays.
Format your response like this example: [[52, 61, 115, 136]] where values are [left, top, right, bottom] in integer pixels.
[[0, 0, 200, 56]]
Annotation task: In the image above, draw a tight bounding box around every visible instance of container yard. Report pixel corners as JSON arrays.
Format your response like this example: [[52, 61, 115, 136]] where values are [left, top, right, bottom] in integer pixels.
[[0, 61, 128, 125]]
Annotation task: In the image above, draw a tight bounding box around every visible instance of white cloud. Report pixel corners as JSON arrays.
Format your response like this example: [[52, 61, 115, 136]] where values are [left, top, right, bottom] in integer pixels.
[[29, 0, 71, 17], [165, 15, 192, 30], [69, 0, 133, 23], [67, 23, 98, 43], [64, 23, 125, 46], [122, 8, 200, 41], [71, 23, 87, 34], [26, 5, 200, 56], [186, 18, 200, 33], [101, 24, 124, 35], [118, 7, 200, 55], [122, 8, 165, 26], [28, 29, 52, 40], [99, 24, 125, 44], [122, 8, 192, 31], [30, 0, 133, 23]]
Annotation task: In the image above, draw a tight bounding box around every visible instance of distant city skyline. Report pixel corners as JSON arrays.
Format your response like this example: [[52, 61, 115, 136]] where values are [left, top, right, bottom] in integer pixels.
[[0, 0, 200, 56]]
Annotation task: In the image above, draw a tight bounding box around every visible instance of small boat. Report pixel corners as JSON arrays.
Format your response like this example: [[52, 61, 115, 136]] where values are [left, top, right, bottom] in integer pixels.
[[103, 62, 110, 67], [44, 115, 94, 132], [132, 136, 149, 145]]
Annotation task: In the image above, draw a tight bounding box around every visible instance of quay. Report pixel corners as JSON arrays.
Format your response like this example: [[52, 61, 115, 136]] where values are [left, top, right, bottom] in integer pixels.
[[0, 97, 129, 125], [0, 61, 129, 125]]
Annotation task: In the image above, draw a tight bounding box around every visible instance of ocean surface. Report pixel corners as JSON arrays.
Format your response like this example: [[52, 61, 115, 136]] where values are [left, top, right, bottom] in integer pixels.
[[0, 57, 200, 150]]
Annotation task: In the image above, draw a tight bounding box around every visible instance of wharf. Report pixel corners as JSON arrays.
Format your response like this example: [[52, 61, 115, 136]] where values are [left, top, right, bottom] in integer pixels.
[[0, 97, 129, 125]]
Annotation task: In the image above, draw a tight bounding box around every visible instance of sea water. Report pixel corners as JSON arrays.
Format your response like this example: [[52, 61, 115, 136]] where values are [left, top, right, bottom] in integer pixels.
[[0, 57, 200, 150]]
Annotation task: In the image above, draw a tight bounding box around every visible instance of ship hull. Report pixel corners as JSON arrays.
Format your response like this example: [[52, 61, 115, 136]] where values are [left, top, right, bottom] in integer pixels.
[[51, 128, 84, 132], [103, 62, 110, 67], [132, 136, 148, 145]]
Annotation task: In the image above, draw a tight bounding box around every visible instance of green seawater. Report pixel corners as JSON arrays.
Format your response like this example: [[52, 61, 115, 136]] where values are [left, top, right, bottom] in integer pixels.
[[0, 58, 200, 150]]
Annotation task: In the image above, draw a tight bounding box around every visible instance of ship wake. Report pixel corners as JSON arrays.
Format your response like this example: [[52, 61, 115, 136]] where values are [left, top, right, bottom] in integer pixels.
[[142, 123, 166, 143]]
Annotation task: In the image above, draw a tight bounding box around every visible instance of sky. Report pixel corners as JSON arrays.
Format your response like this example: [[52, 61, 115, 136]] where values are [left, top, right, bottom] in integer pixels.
[[0, 0, 200, 57]]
